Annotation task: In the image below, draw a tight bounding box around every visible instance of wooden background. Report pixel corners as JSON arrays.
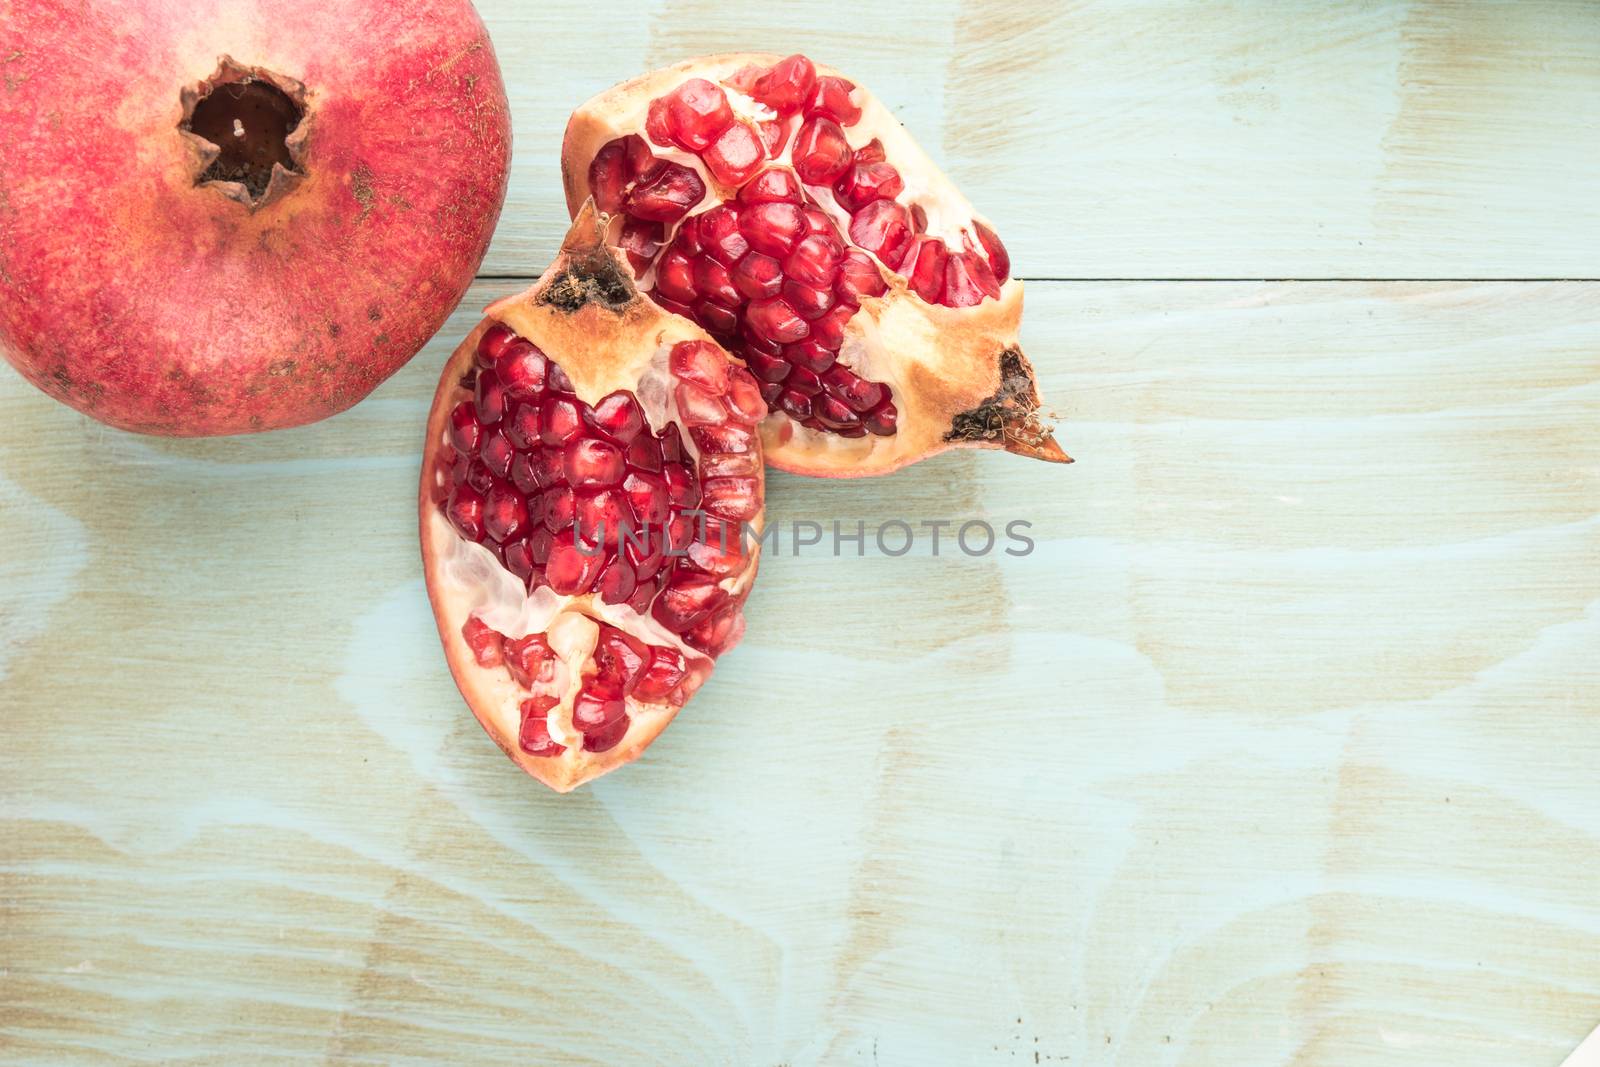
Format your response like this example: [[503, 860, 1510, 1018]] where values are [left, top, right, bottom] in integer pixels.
[[3, 1, 1599, 1064]]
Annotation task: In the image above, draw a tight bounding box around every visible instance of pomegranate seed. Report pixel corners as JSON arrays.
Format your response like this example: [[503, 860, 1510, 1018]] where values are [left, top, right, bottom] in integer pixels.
[[974, 220, 1010, 284], [792, 117, 852, 185], [782, 279, 834, 320], [573, 682, 628, 741], [619, 218, 664, 272], [809, 304, 855, 351], [651, 289, 695, 320], [777, 389, 813, 420], [909, 237, 948, 303], [504, 633, 554, 686], [577, 488, 635, 546], [655, 248, 698, 304], [677, 381, 726, 426], [854, 139, 886, 164], [731, 252, 784, 300], [758, 380, 783, 405], [478, 323, 518, 364], [474, 370, 506, 424], [480, 428, 513, 478], [540, 486, 576, 532], [448, 401, 483, 453], [695, 300, 739, 337], [740, 202, 806, 257], [701, 450, 760, 478], [812, 393, 860, 430], [724, 368, 766, 421], [545, 530, 603, 594], [670, 340, 731, 394], [653, 573, 727, 632], [586, 391, 645, 443], [738, 168, 802, 204], [626, 534, 667, 582], [632, 647, 687, 702], [598, 556, 638, 604], [785, 234, 842, 289], [484, 480, 529, 542], [533, 447, 565, 488], [745, 296, 809, 345], [504, 400, 541, 450], [824, 365, 887, 412], [509, 452, 539, 494], [529, 528, 553, 565], [623, 470, 670, 526], [459, 458, 494, 494], [756, 118, 793, 157], [834, 161, 904, 211], [564, 438, 625, 488], [944, 251, 1001, 307], [805, 76, 860, 124], [747, 350, 792, 382], [462, 617, 504, 667], [865, 400, 897, 436], [849, 199, 915, 270], [519, 697, 565, 757], [697, 206, 750, 266], [785, 339, 837, 374], [626, 432, 664, 472], [595, 626, 650, 692], [703, 122, 765, 186], [693, 257, 741, 308], [447, 485, 485, 541], [745, 54, 816, 113], [587, 140, 631, 213], [661, 78, 734, 151], [834, 250, 887, 302], [701, 477, 761, 522], [626, 162, 705, 222], [504, 536, 535, 582], [645, 98, 673, 146], [786, 366, 823, 396], [691, 422, 755, 454], [663, 462, 699, 507], [498, 343, 547, 396], [540, 396, 583, 445], [582, 713, 631, 753]]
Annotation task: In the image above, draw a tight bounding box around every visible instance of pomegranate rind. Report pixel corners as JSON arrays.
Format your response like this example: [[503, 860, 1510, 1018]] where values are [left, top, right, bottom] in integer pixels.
[[420, 207, 762, 792], [560, 53, 1068, 478]]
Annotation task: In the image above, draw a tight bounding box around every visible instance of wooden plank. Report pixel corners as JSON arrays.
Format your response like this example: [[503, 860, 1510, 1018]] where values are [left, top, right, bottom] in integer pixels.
[[476, 0, 1600, 279], [2, 280, 1596, 1064]]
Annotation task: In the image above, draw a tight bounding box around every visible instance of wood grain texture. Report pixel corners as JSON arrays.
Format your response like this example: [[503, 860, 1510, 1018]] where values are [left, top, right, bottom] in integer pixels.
[[3, 280, 1597, 1065], [477, 0, 1600, 279]]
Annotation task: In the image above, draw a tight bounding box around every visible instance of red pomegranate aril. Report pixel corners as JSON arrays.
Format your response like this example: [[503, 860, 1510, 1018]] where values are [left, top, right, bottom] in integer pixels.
[[808, 305, 854, 352], [740, 202, 806, 257], [586, 391, 645, 443], [694, 258, 741, 308], [576, 488, 634, 546], [792, 117, 852, 185], [703, 122, 765, 186], [702, 477, 761, 521], [758, 380, 784, 406], [498, 342, 547, 396], [631, 647, 687, 701], [692, 422, 756, 454], [853, 138, 885, 164], [677, 381, 726, 426], [528, 527, 553, 565], [484, 480, 529, 542], [849, 199, 915, 270], [626, 162, 706, 221], [645, 98, 673, 146], [652, 289, 695, 320], [533, 447, 565, 489], [565, 438, 626, 488], [595, 627, 649, 691], [519, 697, 566, 757], [805, 75, 860, 124], [757, 118, 793, 157], [653, 573, 726, 632], [738, 168, 802, 204], [785, 234, 842, 288], [573, 683, 628, 747], [474, 370, 506, 424], [786, 365, 824, 397], [732, 253, 784, 300], [545, 530, 603, 594], [834, 161, 904, 211], [540, 396, 583, 445], [909, 237, 948, 303], [695, 300, 739, 337], [777, 389, 813, 420], [481, 427, 513, 478], [661, 78, 734, 151], [782, 340, 834, 375], [626, 534, 666, 583], [504, 400, 541, 450], [974, 220, 1010, 284], [944, 251, 1001, 308], [783, 279, 834, 320], [724, 369, 766, 421], [459, 457, 495, 494], [587, 140, 631, 213], [834, 250, 887, 302], [656, 248, 698, 304], [623, 471, 670, 526], [747, 350, 792, 382], [823, 364, 886, 412], [812, 393, 859, 430], [746, 296, 809, 345], [448, 401, 483, 453], [742, 54, 816, 113], [447, 485, 486, 541], [504, 536, 535, 581], [865, 401, 898, 436], [478, 324, 519, 365], [541, 486, 576, 533], [505, 633, 554, 685], [700, 450, 761, 478], [463, 617, 504, 667], [582, 714, 631, 753], [619, 218, 664, 272], [669, 340, 731, 394], [663, 462, 698, 507], [509, 451, 539, 494], [697, 206, 749, 266], [626, 433, 664, 472]]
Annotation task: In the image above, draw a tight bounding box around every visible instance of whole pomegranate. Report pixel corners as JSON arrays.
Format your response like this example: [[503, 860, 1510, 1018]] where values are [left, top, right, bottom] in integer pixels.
[[422, 205, 765, 791], [0, 0, 510, 435], [562, 53, 1068, 476]]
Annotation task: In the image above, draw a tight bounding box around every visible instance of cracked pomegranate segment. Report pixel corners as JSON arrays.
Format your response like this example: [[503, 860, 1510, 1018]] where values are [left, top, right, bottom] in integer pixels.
[[562, 52, 1069, 477], [421, 207, 764, 792]]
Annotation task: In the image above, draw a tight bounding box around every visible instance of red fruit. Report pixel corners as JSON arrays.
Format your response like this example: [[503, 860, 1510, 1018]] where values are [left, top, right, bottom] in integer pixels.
[[421, 208, 765, 792], [0, 2, 509, 436], [563, 53, 1066, 476], [661, 78, 734, 151], [702, 123, 766, 187]]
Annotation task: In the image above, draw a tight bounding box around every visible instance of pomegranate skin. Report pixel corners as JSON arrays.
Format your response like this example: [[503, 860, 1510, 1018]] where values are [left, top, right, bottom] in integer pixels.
[[0, 0, 511, 435]]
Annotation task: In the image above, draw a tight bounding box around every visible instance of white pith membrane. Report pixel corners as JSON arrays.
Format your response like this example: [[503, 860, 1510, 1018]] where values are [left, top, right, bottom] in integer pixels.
[[421, 217, 764, 792], [562, 52, 1066, 477]]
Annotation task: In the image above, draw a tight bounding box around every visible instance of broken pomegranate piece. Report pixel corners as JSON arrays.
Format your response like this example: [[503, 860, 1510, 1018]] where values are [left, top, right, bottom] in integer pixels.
[[562, 52, 1068, 476], [421, 207, 765, 792]]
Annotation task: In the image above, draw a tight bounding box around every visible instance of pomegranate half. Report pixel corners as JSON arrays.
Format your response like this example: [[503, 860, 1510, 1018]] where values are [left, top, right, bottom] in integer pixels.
[[562, 52, 1068, 477], [421, 206, 765, 791], [0, 0, 510, 435]]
